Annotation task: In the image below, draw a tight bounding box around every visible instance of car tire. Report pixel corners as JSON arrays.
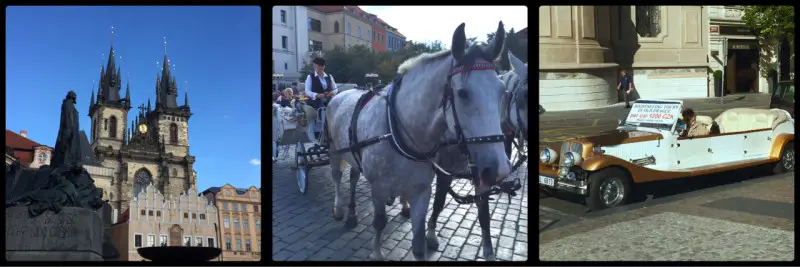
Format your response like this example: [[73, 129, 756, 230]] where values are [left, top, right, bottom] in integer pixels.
[[773, 142, 795, 174], [586, 168, 631, 211]]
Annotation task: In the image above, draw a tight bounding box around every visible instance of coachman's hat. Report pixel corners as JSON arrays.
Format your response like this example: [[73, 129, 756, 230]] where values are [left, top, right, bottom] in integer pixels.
[[312, 57, 326, 66]]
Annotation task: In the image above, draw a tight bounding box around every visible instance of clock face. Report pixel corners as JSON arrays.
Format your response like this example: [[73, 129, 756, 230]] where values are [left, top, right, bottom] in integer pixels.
[[138, 124, 148, 133]]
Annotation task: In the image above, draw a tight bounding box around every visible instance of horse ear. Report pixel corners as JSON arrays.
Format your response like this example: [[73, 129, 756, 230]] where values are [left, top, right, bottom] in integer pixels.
[[488, 21, 505, 61], [508, 51, 527, 74], [451, 23, 467, 61]]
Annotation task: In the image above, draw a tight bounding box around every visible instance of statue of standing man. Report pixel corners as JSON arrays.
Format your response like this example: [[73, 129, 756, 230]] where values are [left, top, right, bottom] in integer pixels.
[[51, 91, 83, 169]]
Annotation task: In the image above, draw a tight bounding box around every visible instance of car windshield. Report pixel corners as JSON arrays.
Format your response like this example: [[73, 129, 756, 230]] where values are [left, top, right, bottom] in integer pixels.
[[779, 83, 795, 102]]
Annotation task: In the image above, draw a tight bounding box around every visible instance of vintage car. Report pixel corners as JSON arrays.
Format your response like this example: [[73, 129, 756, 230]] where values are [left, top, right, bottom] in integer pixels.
[[539, 100, 795, 211]]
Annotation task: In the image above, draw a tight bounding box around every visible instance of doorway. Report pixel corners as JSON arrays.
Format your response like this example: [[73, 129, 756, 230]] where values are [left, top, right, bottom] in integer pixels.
[[725, 41, 760, 94]]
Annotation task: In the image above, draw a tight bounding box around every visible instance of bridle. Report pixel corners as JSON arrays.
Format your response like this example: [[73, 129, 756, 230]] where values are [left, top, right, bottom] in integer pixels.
[[388, 60, 507, 187], [500, 76, 528, 140]]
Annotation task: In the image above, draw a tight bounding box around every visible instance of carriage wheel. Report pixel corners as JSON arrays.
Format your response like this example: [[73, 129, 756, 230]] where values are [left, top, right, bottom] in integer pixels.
[[297, 166, 310, 195], [295, 141, 306, 170]]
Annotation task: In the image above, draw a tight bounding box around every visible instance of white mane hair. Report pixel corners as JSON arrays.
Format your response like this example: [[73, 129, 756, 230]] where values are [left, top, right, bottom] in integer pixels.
[[397, 50, 452, 75]]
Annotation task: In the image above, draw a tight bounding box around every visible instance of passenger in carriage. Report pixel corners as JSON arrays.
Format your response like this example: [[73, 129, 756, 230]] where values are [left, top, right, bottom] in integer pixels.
[[680, 108, 712, 137]]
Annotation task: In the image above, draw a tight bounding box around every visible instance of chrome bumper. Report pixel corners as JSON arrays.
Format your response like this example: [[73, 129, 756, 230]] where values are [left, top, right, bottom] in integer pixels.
[[539, 175, 588, 195]]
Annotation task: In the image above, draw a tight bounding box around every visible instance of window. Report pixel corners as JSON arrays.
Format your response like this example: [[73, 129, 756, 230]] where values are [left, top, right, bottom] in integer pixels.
[[134, 234, 143, 248], [104, 118, 108, 130], [225, 238, 232, 250], [308, 18, 321, 32], [357, 26, 361, 38], [140, 210, 146, 216], [256, 220, 261, 230], [367, 29, 370, 41], [221, 202, 227, 210], [183, 212, 188, 219], [236, 239, 242, 251], [169, 123, 178, 144], [636, 6, 662, 38], [281, 36, 288, 49], [109, 116, 117, 138], [192, 213, 197, 219], [234, 219, 240, 229], [147, 234, 155, 247], [184, 236, 191, 246], [334, 21, 339, 33], [133, 169, 151, 197], [207, 237, 216, 248], [156, 210, 162, 217], [285, 62, 288, 70], [195, 236, 203, 247], [148, 210, 154, 216], [243, 220, 249, 230], [223, 218, 230, 228], [280, 10, 286, 23], [200, 213, 206, 220], [253, 204, 259, 211], [232, 203, 238, 211], [346, 22, 351, 34], [160, 235, 167, 246], [246, 240, 251, 251], [311, 41, 323, 52]]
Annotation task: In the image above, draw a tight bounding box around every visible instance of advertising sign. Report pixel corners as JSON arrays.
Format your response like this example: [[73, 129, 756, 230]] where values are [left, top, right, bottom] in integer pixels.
[[626, 101, 682, 125]]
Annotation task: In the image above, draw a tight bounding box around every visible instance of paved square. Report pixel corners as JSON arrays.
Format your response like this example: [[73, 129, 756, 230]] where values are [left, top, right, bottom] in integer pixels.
[[271, 143, 528, 261]]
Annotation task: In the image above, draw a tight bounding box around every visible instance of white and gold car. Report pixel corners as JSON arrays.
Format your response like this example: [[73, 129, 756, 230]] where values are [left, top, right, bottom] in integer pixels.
[[538, 100, 795, 211]]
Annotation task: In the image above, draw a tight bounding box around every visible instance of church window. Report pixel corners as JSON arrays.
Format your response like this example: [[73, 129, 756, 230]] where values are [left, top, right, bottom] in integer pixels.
[[109, 116, 118, 138], [636, 6, 662, 38], [104, 118, 108, 130], [172, 168, 177, 176], [170, 123, 178, 144], [334, 21, 340, 33], [133, 169, 153, 196]]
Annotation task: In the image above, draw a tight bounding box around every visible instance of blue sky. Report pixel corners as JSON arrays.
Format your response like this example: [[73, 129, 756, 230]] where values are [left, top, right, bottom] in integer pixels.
[[5, 6, 262, 192]]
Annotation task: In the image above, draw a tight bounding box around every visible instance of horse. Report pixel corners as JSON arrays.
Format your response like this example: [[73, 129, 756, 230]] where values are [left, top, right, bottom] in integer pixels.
[[425, 51, 529, 261], [325, 22, 510, 261]]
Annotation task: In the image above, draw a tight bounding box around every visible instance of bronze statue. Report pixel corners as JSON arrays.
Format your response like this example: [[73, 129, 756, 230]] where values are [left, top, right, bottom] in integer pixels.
[[51, 91, 83, 168]]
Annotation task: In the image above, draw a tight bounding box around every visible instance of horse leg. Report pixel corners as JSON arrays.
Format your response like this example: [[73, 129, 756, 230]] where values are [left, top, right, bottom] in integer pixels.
[[344, 167, 360, 228], [329, 156, 346, 221], [477, 198, 496, 261], [426, 175, 451, 251], [408, 185, 432, 260], [369, 193, 389, 261]]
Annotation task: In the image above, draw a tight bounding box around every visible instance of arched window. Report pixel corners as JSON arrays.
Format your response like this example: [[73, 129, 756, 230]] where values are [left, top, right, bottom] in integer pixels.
[[133, 169, 152, 196], [109, 116, 118, 138], [334, 21, 339, 33], [170, 123, 178, 144], [104, 118, 108, 130], [636, 6, 662, 38]]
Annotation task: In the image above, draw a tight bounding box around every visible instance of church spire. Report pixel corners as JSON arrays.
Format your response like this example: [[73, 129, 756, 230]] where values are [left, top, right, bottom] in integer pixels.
[[147, 98, 151, 112], [184, 81, 189, 107], [156, 37, 178, 109], [90, 85, 95, 107]]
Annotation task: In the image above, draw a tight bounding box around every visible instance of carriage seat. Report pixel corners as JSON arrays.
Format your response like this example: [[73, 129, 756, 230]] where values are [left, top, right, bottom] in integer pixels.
[[714, 108, 789, 134]]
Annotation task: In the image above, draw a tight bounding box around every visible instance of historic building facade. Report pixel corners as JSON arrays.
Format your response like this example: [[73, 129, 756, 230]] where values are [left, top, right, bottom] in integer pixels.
[[5, 130, 52, 169], [201, 185, 262, 261], [539, 6, 709, 111], [88, 44, 197, 226], [273, 6, 309, 84], [108, 184, 219, 261]]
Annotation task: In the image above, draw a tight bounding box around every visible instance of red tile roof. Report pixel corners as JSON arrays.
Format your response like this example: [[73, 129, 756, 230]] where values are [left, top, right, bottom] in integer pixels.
[[117, 208, 130, 223], [311, 6, 345, 13], [6, 130, 43, 166]]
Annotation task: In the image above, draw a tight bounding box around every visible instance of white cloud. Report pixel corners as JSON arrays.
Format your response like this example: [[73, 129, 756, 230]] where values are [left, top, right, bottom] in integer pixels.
[[249, 158, 261, 166], [359, 6, 528, 48]]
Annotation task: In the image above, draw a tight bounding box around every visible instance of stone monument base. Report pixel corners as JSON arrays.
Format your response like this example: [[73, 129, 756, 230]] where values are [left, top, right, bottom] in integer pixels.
[[5, 207, 103, 261]]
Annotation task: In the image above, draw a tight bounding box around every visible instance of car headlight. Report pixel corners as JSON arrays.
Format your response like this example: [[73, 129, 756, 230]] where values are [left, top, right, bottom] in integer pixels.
[[540, 148, 557, 164], [563, 151, 583, 167]]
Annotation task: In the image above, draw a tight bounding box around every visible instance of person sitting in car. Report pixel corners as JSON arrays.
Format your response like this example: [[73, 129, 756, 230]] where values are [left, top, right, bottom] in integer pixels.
[[680, 108, 711, 137]]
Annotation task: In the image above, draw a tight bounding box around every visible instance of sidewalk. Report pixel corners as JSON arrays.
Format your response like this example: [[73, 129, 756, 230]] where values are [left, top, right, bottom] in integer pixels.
[[540, 93, 771, 123], [538, 172, 795, 261]]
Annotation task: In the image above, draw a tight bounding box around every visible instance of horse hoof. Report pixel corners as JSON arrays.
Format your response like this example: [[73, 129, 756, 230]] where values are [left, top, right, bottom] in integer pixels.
[[412, 247, 426, 260], [333, 209, 344, 221], [369, 251, 384, 261], [400, 207, 410, 218], [345, 215, 358, 228], [425, 235, 439, 251], [484, 254, 496, 261]]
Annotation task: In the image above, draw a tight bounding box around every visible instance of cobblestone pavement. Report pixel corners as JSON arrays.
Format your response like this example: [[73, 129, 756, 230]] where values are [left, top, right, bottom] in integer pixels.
[[271, 143, 529, 261]]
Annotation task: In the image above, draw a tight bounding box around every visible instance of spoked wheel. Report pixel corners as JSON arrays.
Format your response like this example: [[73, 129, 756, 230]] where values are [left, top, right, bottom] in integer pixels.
[[509, 136, 528, 173], [294, 141, 305, 170], [297, 165, 309, 195]]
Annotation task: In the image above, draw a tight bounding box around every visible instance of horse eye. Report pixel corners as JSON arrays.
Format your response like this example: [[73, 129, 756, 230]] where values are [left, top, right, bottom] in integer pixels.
[[457, 89, 469, 99]]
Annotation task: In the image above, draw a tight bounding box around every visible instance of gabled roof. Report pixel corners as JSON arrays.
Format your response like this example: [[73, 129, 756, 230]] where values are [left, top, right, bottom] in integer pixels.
[[6, 130, 46, 167], [202, 184, 260, 196]]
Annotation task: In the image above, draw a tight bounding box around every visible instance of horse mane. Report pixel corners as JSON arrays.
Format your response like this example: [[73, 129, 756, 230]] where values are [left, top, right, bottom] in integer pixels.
[[397, 45, 500, 75]]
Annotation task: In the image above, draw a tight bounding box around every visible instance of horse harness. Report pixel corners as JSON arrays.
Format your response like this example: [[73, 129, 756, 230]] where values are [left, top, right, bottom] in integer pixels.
[[330, 61, 516, 201]]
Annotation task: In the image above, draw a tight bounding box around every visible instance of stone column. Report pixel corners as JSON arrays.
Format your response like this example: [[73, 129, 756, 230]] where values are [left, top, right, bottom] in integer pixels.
[[539, 6, 619, 111]]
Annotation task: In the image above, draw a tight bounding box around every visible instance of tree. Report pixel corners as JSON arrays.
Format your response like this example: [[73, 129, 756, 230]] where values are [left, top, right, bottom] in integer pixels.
[[742, 6, 794, 78]]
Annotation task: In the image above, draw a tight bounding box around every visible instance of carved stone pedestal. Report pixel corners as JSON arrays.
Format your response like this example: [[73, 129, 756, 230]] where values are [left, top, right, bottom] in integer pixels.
[[5, 207, 104, 261]]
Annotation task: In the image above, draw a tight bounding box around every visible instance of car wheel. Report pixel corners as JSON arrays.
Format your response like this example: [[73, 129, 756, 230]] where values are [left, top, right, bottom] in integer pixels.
[[773, 142, 795, 174], [586, 168, 631, 211]]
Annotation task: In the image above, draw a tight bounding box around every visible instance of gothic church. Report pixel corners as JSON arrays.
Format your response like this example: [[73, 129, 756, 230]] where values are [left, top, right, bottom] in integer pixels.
[[88, 44, 195, 213]]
